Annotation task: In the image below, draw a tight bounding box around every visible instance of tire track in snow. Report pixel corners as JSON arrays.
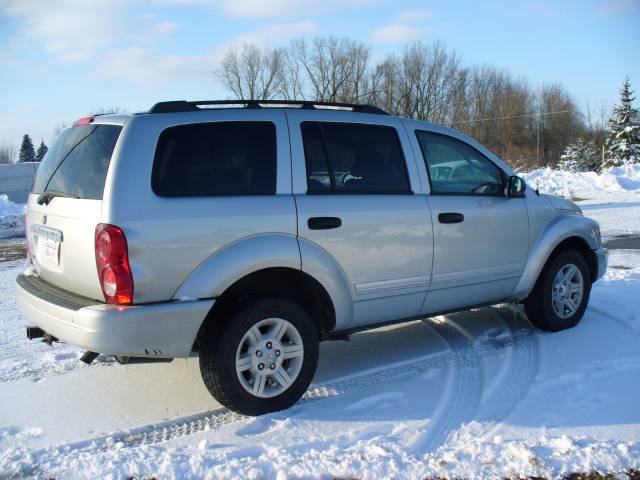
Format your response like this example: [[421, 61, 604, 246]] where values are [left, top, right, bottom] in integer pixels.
[[8, 318, 538, 477], [588, 305, 640, 352], [466, 306, 540, 443], [406, 316, 484, 454]]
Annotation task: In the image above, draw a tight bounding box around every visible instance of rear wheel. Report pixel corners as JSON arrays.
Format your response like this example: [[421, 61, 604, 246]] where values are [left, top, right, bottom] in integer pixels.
[[199, 298, 319, 416], [524, 249, 592, 332]]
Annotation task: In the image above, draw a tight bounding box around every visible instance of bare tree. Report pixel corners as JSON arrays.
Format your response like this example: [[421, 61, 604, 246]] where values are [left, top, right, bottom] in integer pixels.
[[289, 37, 371, 102], [214, 35, 596, 171], [91, 107, 126, 115], [0, 144, 17, 164], [538, 83, 582, 166], [218, 44, 285, 100], [278, 46, 305, 100]]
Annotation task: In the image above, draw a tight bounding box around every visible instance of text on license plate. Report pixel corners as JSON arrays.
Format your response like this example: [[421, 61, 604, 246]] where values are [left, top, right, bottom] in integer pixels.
[[42, 239, 60, 265]]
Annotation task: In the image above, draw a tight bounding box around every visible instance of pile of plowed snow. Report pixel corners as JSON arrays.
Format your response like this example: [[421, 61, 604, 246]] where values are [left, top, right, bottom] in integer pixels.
[[522, 164, 640, 199], [0, 195, 25, 239]]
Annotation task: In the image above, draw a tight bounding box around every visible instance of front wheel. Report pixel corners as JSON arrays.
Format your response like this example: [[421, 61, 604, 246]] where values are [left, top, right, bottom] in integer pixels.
[[524, 249, 592, 332], [199, 298, 319, 416]]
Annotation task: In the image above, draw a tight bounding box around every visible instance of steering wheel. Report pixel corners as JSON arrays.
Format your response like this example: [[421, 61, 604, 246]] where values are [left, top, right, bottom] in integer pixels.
[[340, 172, 353, 184], [471, 182, 500, 194]]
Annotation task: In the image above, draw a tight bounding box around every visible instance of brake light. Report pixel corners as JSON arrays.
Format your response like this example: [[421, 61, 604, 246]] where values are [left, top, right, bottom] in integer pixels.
[[74, 116, 95, 126], [95, 224, 133, 305]]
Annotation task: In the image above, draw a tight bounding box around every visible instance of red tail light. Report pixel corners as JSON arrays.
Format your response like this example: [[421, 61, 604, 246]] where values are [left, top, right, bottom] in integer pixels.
[[95, 224, 133, 305], [74, 116, 95, 126]]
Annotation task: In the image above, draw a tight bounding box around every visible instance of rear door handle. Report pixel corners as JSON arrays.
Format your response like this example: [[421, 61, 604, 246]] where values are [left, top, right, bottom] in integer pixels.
[[308, 217, 342, 230], [438, 212, 464, 224]]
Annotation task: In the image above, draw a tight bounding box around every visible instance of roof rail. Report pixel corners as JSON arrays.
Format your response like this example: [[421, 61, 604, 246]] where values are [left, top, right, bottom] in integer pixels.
[[149, 100, 389, 115]]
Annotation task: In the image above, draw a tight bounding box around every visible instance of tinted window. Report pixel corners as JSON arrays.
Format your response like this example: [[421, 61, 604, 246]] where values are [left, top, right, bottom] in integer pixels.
[[416, 131, 504, 195], [301, 122, 411, 194], [152, 122, 276, 197], [32, 124, 122, 200]]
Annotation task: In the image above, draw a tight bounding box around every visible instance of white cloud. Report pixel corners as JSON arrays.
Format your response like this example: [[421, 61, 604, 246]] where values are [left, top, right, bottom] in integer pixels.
[[229, 20, 318, 46], [98, 20, 318, 84], [1, 0, 177, 63], [369, 24, 426, 44], [394, 9, 433, 23], [153, 0, 374, 18], [598, 0, 640, 14], [98, 47, 211, 84]]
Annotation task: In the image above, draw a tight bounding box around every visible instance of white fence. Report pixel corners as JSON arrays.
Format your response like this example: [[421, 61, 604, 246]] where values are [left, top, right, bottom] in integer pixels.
[[0, 162, 39, 203]]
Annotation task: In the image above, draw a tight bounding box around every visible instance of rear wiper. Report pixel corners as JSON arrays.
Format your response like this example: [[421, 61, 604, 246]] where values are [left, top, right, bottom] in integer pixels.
[[37, 190, 80, 205]]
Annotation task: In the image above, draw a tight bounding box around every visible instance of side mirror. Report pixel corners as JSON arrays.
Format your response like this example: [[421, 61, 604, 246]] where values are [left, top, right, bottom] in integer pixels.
[[507, 176, 526, 198]]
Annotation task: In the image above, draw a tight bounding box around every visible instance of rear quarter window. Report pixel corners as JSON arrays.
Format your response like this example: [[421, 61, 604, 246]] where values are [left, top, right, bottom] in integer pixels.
[[32, 124, 122, 200], [152, 121, 277, 197]]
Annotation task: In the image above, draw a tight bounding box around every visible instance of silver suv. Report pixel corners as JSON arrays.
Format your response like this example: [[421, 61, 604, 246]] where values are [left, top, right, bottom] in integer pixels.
[[17, 100, 608, 415]]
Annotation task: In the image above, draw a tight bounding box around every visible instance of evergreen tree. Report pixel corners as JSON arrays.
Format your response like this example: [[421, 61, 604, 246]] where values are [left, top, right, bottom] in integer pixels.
[[558, 138, 600, 172], [18, 134, 36, 163], [35, 140, 48, 162], [603, 78, 640, 169]]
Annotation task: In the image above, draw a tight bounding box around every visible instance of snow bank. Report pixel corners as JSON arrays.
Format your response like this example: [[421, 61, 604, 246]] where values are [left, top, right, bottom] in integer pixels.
[[522, 164, 640, 198], [0, 195, 26, 239]]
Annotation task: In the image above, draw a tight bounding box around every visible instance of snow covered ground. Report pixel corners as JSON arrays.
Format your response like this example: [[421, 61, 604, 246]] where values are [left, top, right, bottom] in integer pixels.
[[522, 164, 640, 200], [0, 195, 25, 240], [0, 168, 639, 478]]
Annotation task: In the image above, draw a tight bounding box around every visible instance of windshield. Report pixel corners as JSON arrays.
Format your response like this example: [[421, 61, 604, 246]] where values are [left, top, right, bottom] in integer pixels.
[[32, 124, 122, 200]]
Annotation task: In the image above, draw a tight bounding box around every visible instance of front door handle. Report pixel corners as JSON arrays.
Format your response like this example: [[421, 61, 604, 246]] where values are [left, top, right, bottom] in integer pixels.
[[438, 212, 464, 224], [308, 217, 342, 230]]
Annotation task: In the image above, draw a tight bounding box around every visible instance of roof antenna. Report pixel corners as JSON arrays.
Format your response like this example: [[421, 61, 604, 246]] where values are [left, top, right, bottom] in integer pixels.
[[535, 178, 540, 196]]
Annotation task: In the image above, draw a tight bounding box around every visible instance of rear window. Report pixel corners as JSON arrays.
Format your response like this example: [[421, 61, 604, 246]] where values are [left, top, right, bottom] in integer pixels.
[[32, 124, 122, 200], [152, 121, 277, 197], [301, 122, 411, 194]]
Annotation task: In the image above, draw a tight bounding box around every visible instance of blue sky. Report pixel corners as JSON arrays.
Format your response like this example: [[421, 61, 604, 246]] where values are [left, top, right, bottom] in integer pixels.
[[1, 0, 639, 148]]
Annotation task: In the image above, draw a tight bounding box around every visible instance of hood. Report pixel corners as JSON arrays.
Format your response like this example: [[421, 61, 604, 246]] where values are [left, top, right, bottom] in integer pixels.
[[543, 194, 583, 215]]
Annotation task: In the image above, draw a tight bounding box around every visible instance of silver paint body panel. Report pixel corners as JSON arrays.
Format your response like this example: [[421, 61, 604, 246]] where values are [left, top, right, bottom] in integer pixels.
[[18, 108, 607, 357]]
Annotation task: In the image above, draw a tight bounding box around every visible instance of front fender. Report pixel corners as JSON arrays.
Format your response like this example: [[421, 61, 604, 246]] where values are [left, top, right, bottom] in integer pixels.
[[514, 213, 601, 298], [173, 234, 301, 300]]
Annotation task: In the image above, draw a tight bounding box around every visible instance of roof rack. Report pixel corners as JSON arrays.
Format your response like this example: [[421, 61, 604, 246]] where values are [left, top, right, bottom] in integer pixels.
[[149, 100, 389, 115]]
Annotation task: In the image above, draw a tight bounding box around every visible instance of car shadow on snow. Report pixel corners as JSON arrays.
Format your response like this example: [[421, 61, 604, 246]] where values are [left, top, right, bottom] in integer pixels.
[[278, 297, 640, 440]]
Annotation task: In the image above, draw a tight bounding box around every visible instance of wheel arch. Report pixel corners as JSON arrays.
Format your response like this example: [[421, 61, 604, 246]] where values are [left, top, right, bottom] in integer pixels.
[[194, 267, 337, 351], [546, 236, 597, 281], [515, 214, 600, 298]]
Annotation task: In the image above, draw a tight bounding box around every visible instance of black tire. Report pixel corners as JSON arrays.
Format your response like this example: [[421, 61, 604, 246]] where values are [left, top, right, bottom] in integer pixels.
[[199, 297, 319, 416], [524, 249, 592, 332]]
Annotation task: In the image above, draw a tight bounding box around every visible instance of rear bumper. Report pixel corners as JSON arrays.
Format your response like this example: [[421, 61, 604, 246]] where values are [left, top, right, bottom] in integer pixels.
[[594, 247, 608, 281], [16, 274, 214, 358]]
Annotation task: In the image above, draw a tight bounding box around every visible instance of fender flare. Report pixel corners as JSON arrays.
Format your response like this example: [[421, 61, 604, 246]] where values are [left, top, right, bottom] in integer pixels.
[[514, 213, 600, 298], [173, 234, 301, 300], [297, 238, 354, 331], [173, 234, 353, 331]]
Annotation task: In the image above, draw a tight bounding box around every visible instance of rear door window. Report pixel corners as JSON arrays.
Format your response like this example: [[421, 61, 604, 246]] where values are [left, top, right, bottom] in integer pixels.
[[32, 124, 122, 200], [152, 121, 276, 197], [301, 122, 411, 194]]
